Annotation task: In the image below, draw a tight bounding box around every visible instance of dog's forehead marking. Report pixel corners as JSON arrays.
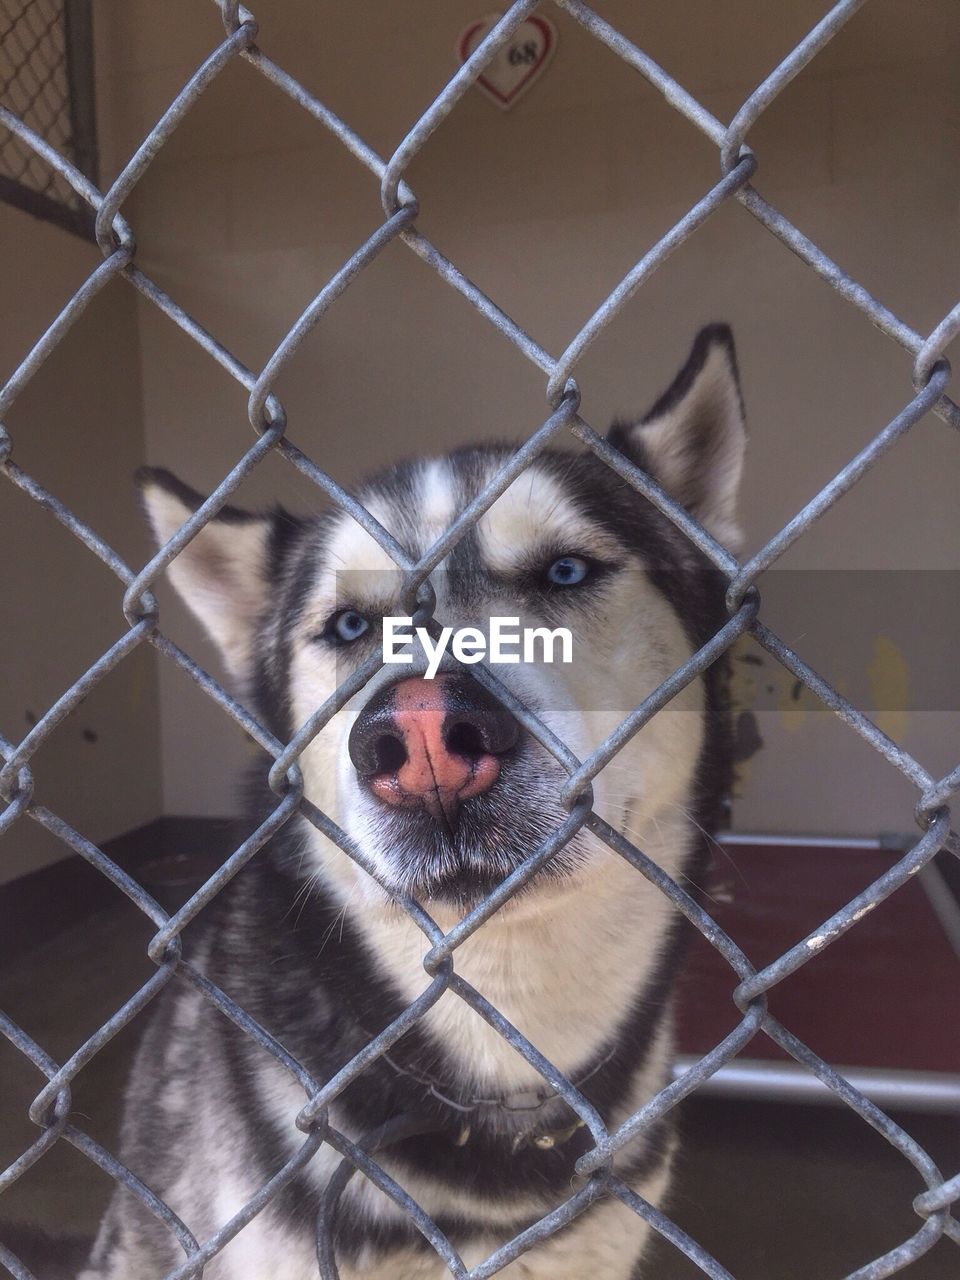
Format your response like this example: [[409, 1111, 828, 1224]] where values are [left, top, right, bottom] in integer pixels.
[[476, 461, 613, 570], [316, 459, 457, 603], [416, 458, 458, 542], [312, 456, 618, 614]]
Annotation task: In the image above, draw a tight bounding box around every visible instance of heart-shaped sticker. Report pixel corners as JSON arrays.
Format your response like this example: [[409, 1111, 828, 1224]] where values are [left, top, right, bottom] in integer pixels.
[[457, 13, 557, 111]]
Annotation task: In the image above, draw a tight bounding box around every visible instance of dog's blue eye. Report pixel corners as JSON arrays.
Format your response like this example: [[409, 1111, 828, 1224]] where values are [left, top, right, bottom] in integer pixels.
[[546, 556, 589, 586], [331, 609, 370, 643]]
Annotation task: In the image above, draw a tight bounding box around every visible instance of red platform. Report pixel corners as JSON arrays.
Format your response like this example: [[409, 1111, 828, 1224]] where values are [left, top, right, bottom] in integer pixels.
[[674, 841, 960, 1075]]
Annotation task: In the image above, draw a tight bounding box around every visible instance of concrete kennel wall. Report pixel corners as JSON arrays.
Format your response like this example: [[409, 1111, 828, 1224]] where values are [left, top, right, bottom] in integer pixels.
[[0, 203, 162, 885], [91, 0, 960, 836]]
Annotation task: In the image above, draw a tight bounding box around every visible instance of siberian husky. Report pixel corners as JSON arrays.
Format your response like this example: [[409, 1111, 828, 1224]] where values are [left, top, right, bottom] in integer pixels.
[[82, 325, 746, 1279]]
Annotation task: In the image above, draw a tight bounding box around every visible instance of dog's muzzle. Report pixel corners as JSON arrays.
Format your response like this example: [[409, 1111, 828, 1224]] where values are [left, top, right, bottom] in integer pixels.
[[348, 674, 519, 832]]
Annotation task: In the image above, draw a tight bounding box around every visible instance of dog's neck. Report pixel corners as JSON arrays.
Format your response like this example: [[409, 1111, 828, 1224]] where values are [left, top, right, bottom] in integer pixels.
[[324, 813, 692, 1092]]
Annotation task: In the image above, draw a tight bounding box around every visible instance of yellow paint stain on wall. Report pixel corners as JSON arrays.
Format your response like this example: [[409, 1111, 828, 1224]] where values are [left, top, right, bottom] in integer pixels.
[[777, 668, 822, 732], [868, 635, 909, 744]]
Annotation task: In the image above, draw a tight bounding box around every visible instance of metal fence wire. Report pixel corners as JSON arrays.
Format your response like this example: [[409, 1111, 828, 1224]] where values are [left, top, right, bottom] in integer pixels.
[[0, 1, 958, 1277]]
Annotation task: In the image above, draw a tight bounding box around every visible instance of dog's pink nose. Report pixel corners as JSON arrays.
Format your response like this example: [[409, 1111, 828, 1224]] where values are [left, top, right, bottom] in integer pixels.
[[348, 675, 518, 830]]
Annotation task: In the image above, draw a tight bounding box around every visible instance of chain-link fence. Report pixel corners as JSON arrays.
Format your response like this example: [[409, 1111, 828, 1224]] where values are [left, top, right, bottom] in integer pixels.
[[1, 1, 958, 1276], [0, 0, 96, 236]]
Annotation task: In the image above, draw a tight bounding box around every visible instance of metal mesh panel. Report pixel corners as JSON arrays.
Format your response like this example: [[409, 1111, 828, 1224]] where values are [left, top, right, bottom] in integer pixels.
[[0, 1, 958, 1276], [0, 0, 96, 236]]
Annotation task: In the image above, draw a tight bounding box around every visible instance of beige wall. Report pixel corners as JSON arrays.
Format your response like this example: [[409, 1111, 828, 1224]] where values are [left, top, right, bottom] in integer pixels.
[[0, 202, 162, 884], [84, 0, 959, 837]]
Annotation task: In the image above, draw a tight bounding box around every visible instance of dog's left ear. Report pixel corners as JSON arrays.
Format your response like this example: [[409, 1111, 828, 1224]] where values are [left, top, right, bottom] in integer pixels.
[[608, 324, 746, 550]]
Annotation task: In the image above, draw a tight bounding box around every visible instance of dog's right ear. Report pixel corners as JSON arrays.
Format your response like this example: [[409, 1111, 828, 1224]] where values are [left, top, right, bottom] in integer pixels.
[[137, 467, 273, 679]]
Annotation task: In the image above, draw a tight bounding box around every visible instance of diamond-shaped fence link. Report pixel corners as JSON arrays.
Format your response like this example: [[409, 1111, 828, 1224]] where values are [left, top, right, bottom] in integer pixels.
[[0, 1, 958, 1277], [0, 0, 96, 236]]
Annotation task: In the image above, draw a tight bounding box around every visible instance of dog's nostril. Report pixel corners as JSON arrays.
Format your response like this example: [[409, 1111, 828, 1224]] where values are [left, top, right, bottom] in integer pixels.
[[445, 720, 488, 760], [444, 705, 519, 759], [374, 734, 407, 774]]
